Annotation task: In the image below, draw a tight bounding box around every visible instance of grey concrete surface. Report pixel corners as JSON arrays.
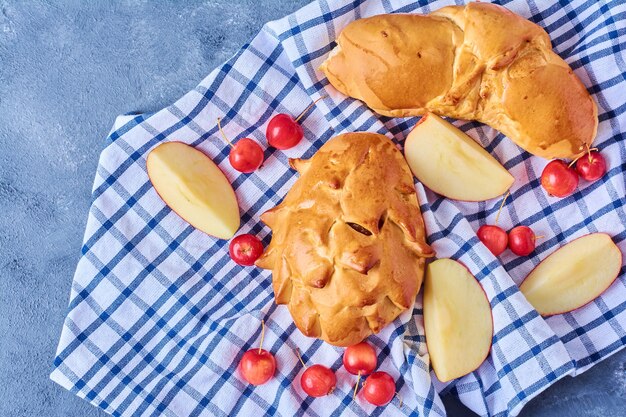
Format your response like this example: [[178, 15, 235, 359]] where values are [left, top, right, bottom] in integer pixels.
[[0, 1, 623, 416]]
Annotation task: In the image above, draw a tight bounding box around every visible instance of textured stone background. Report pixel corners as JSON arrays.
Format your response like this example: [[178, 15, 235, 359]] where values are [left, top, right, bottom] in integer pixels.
[[0, 1, 624, 416]]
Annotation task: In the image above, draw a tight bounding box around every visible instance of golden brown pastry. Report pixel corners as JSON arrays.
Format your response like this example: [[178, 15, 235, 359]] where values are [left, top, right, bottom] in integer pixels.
[[320, 2, 597, 159], [255, 132, 434, 346]]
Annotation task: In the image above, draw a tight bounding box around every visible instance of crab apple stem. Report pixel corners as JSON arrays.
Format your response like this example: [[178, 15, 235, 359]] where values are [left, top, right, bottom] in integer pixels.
[[533, 235, 545, 241], [217, 118, 234, 148], [295, 348, 307, 369], [569, 145, 599, 167], [587, 145, 598, 163], [258, 320, 266, 354], [352, 372, 361, 400], [494, 190, 510, 226], [396, 392, 403, 408], [294, 95, 328, 123]]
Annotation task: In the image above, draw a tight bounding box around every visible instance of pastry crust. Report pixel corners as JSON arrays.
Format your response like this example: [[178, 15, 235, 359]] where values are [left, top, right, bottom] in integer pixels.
[[320, 3, 597, 159], [256, 132, 434, 346]]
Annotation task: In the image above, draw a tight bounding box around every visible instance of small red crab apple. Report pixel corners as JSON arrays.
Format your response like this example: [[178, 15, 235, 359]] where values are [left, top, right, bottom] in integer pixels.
[[343, 342, 377, 376], [343, 341, 377, 399], [238, 321, 276, 385], [295, 349, 336, 397], [477, 225, 508, 256], [477, 192, 509, 256], [301, 365, 336, 397], [541, 159, 579, 198], [229, 234, 264, 266], [508, 226, 543, 256], [362, 371, 397, 407], [217, 118, 264, 173], [266, 96, 327, 150], [574, 149, 606, 182]]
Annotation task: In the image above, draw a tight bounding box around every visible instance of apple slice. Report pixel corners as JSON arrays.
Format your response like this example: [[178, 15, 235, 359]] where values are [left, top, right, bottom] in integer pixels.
[[424, 258, 493, 382], [519, 233, 622, 316], [146, 142, 240, 239], [404, 113, 514, 201]]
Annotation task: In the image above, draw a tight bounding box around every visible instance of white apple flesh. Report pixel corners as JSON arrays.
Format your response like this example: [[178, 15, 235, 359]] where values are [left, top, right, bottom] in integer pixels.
[[519, 233, 622, 316], [146, 142, 240, 240], [424, 258, 493, 382], [404, 113, 514, 201]]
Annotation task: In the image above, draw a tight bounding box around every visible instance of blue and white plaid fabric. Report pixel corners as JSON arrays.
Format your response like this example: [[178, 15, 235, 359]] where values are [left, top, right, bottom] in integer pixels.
[[51, 1, 626, 416]]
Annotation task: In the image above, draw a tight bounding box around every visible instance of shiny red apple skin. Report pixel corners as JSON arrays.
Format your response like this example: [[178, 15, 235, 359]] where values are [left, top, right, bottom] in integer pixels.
[[575, 151, 606, 182], [238, 349, 276, 385], [541, 160, 579, 198], [229, 138, 264, 173], [477, 225, 508, 256], [300, 364, 336, 397], [508, 226, 536, 256], [229, 234, 264, 266], [266, 114, 304, 150], [362, 371, 395, 406], [343, 342, 377, 376]]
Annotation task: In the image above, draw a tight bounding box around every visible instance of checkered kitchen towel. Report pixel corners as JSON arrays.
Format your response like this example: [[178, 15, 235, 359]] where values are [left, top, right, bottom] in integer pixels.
[[51, 1, 626, 416]]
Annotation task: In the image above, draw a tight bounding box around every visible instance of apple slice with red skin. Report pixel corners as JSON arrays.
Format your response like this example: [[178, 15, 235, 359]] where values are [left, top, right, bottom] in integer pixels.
[[424, 259, 493, 382], [404, 113, 514, 202], [519, 233, 622, 316], [146, 142, 240, 240]]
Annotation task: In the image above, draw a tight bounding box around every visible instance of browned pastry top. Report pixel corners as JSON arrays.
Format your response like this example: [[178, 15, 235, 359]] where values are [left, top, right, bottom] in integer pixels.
[[320, 2, 598, 159], [256, 132, 434, 346]]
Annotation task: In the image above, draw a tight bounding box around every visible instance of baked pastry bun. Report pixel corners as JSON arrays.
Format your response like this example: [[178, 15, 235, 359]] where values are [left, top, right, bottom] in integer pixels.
[[256, 132, 434, 346], [320, 3, 597, 159]]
